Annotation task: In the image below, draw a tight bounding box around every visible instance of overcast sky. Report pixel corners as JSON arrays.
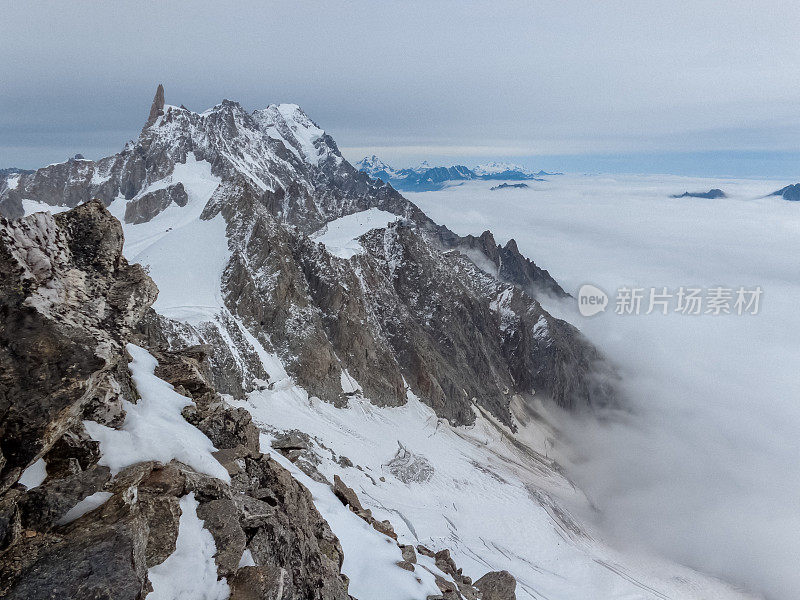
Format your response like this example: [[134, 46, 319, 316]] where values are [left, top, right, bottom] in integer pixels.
[[3, 1, 800, 176]]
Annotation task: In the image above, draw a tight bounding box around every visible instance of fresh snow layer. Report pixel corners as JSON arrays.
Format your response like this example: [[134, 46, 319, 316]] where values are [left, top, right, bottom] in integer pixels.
[[6, 174, 20, 190], [311, 208, 399, 258], [56, 491, 113, 526], [147, 493, 230, 600], [22, 199, 71, 216], [234, 381, 751, 600], [109, 153, 228, 324], [18, 457, 47, 489], [84, 344, 229, 482]]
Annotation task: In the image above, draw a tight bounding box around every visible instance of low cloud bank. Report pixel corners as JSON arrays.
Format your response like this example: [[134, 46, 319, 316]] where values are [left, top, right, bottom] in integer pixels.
[[413, 175, 800, 599]]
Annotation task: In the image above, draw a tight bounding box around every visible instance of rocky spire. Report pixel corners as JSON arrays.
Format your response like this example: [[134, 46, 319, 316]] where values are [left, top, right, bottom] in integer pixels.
[[145, 83, 165, 128]]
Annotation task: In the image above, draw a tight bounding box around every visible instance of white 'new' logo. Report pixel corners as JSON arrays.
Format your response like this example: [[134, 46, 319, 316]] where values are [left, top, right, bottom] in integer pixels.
[[578, 284, 608, 317]]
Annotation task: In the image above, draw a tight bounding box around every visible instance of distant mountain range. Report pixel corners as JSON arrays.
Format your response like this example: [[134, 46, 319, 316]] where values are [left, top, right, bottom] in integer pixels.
[[355, 155, 558, 191]]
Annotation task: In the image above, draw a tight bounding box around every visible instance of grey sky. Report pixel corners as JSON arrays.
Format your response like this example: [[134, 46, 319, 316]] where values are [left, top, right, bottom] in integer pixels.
[[2, 1, 800, 173]]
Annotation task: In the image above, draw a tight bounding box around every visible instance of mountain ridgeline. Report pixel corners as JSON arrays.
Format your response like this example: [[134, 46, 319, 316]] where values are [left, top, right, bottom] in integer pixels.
[[0, 85, 615, 428]]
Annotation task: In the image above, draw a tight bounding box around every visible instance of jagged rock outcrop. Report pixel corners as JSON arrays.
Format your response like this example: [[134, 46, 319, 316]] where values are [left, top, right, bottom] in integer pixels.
[[0, 203, 351, 599], [769, 183, 800, 201], [435, 228, 567, 298], [0, 201, 156, 492]]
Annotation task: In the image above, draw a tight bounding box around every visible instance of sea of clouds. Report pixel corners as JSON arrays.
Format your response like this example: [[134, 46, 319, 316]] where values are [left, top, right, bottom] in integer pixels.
[[411, 174, 800, 600]]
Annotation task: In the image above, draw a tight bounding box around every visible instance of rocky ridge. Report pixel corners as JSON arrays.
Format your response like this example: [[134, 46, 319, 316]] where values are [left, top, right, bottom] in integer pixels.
[[0, 86, 759, 600], [0, 205, 345, 598]]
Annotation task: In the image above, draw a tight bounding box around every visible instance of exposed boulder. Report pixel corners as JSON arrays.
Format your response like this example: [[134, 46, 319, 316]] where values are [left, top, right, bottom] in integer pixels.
[[474, 570, 517, 600], [332, 474, 363, 512]]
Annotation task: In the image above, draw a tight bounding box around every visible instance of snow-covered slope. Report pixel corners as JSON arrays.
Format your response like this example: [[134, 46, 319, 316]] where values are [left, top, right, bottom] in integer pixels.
[[310, 208, 400, 259], [233, 377, 754, 600]]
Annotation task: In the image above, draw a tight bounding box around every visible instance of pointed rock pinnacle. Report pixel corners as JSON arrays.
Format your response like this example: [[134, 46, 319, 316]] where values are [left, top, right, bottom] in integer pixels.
[[145, 84, 165, 128]]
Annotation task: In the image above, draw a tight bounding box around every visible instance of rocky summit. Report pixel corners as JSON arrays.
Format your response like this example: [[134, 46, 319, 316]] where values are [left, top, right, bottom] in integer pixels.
[[0, 86, 635, 600]]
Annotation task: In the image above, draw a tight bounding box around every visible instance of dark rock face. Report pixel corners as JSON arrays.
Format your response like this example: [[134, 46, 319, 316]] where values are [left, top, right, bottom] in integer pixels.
[[205, 183, 612, 425], [671, 188, 726, 199], [770, 183, 800, 201], [0, 202, 351, 600], [0, 156, 101, 218], [124, 182, 188, 224]]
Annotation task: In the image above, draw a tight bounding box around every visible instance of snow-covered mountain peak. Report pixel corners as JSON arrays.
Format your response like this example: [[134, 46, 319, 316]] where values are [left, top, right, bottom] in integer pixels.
[[355, 154, 393, 174], [473, 161, 529, 176], [252, 103, 330, 167]]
